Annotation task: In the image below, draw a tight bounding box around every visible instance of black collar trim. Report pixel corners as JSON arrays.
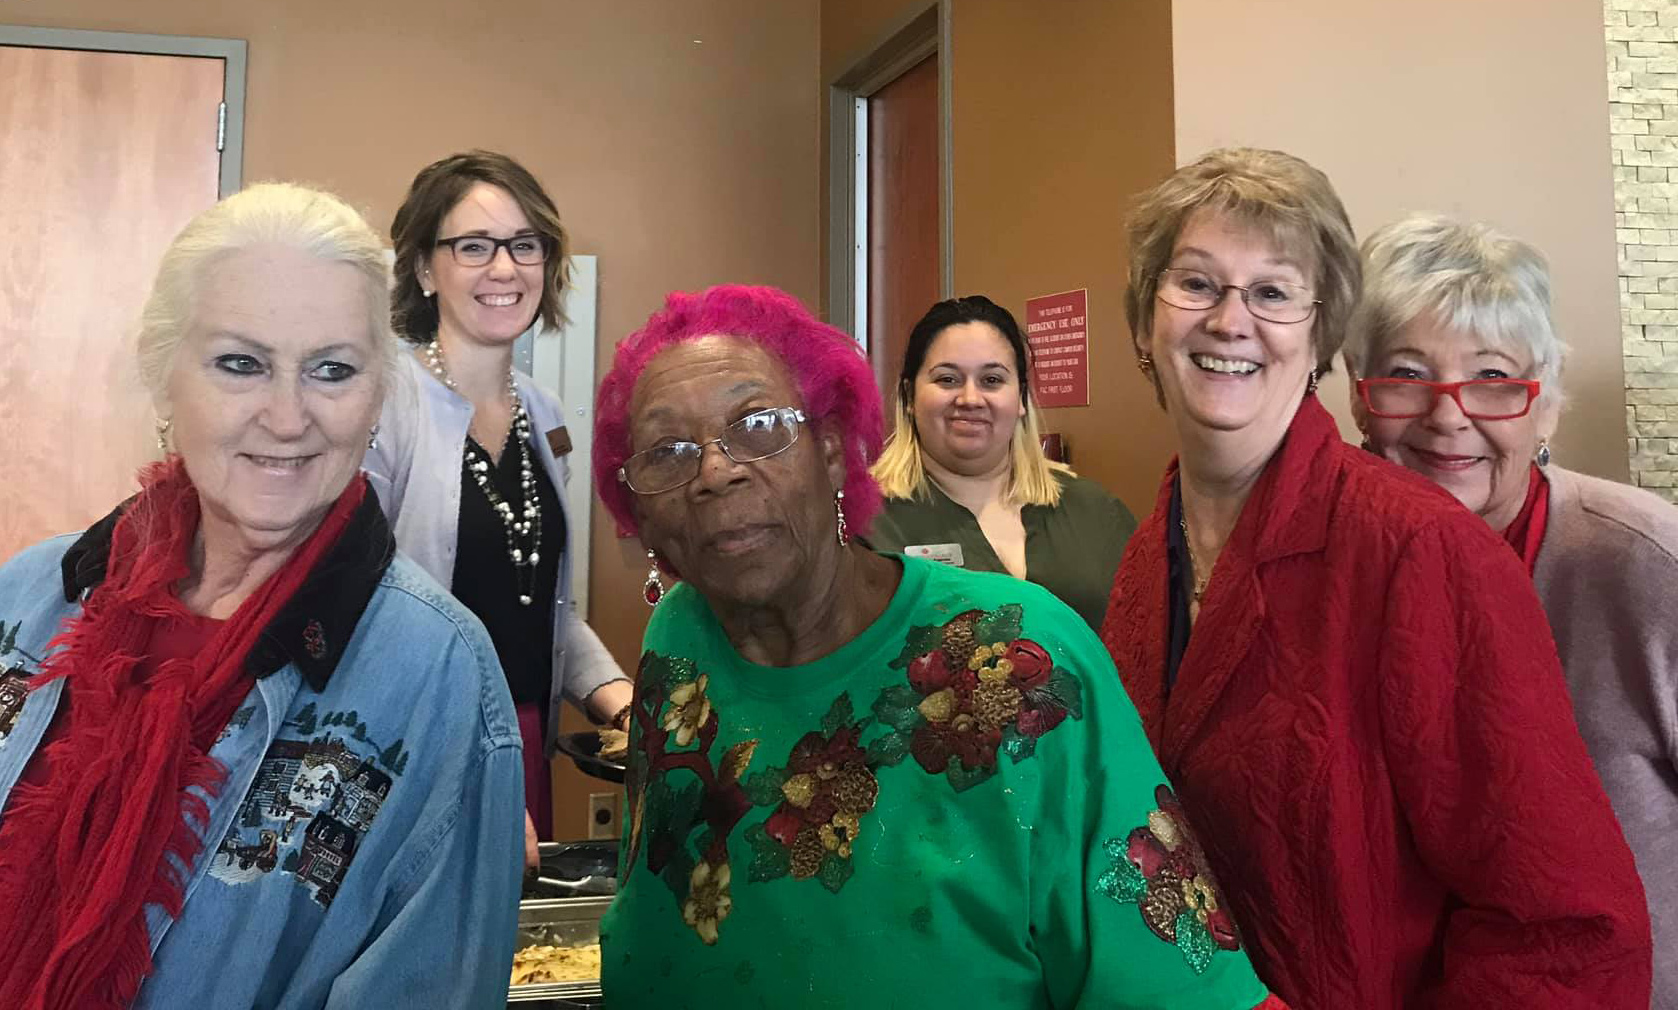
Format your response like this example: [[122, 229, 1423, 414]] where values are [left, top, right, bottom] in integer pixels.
[[60, 487, 395, 692]]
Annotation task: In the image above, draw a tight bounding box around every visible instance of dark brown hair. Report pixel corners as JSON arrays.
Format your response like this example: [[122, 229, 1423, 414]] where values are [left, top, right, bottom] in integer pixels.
[[389, 150, 568, 344]]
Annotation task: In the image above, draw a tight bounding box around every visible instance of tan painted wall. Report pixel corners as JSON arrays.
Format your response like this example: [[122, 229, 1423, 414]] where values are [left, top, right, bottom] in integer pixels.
[[946, 1, 1177, 513], [820, 0, 1179, 514], [1, 0, 822, 836], [1173, 0, 1626, 481]]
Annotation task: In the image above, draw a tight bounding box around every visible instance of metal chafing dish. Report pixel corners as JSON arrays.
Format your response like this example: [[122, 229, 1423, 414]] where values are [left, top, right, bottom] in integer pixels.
[[522, 840, 617, 901], [507, 842, 616, 1007]]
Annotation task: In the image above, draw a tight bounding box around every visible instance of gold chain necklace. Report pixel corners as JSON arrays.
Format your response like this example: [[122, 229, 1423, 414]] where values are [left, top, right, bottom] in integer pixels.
[[1178, 515, 1210, 603]]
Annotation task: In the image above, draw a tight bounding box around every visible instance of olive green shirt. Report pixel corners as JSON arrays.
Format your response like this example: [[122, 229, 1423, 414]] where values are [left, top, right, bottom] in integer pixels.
[[864, 473, 1137, 631]]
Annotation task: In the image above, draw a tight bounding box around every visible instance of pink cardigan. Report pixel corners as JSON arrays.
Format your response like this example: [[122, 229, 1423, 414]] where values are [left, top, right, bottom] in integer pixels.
[[1535, 466, 1678, 1010]]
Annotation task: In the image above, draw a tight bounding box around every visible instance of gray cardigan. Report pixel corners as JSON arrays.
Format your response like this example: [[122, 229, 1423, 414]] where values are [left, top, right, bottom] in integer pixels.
[[1535, 466, 1678, 1008], [364, 354, 628, 750]]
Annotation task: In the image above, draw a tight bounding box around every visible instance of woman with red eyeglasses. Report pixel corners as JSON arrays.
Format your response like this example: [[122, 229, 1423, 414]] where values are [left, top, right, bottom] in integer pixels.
[[1349, 212, 1677, 1006]]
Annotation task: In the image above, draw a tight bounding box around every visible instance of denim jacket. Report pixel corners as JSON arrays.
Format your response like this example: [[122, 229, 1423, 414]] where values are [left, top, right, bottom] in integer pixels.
[[0, 492, 524, 1009], [365, 353, 627, 743]]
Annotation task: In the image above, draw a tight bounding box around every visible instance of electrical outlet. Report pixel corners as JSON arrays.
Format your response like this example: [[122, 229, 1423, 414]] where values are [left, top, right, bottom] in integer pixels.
[[587, 792, 622, 840]]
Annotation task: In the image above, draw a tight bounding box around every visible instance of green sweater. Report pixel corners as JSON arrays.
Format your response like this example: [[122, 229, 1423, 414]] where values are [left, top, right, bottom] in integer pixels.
[[601, 556, 1270, 1009], [864, 473, 1137, 632]]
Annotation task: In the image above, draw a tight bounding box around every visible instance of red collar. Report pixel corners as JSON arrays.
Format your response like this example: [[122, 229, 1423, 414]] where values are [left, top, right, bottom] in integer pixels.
[[1149, 394, 1344, 569], [1110, 395, 1348, 767], [1499, 465, 1549, 576]]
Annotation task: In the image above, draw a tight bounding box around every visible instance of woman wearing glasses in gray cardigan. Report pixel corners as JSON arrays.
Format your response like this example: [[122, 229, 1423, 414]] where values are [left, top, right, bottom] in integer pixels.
[[365, 151, 633, 867], [1349, 212, 1676, 1007]]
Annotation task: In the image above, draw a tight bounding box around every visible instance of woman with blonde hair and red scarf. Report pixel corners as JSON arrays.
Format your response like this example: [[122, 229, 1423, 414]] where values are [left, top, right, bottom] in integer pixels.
[[0, 183, 524, 1008]]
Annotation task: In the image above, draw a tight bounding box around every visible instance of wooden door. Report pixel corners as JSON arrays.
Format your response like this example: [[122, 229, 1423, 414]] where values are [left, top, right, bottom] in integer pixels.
[[867, 53, 941, 410], [0, 45, 224, 563]]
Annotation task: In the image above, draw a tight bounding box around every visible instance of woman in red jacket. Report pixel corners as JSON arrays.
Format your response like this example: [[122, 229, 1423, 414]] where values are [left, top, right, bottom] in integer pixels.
[[1099, 147, 1652, 1007]]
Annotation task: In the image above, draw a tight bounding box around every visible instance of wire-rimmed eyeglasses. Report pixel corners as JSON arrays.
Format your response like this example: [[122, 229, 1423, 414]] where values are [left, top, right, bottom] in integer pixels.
[[1156, 267, 1320, 324], [618, 407, 808, 495]]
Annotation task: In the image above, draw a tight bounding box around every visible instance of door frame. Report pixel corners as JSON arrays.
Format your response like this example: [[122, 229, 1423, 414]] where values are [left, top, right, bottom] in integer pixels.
[[0, 25, 247, 196], [827, 1, 954, 350]]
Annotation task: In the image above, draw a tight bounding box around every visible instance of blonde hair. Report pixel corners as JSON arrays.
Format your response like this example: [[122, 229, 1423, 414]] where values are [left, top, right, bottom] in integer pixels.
[[1125, 148, 1361, 380], [137, 182, 396, 405], [872, 393, 1073, 506]]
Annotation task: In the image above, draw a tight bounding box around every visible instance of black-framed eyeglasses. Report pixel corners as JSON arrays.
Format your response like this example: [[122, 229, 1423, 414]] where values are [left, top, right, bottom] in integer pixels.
[[618, 407, 809, 495], [434, 233, 551, 267], [1156, 267, 1320, 324], [1355, 377, 1542, 420]]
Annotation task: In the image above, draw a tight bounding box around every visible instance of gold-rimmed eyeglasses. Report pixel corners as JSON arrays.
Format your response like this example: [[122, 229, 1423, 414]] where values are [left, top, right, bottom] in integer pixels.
[[1156, 268, 1319, 324], [618, 407, 809, 495]]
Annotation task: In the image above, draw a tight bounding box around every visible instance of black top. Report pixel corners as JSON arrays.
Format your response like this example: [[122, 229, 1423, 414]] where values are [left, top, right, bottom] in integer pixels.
[[450, 427, 565, 706], [1164, 478, 1191, 696]]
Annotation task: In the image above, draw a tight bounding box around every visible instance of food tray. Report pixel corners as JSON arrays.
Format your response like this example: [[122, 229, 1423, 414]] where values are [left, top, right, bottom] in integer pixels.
[[554, 731, 625, 783], [507, 896, 611, 1003]]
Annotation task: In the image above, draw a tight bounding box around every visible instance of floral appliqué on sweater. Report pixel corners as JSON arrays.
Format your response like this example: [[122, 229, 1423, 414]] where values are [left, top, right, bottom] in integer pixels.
[[626, 603, 1081, 945]]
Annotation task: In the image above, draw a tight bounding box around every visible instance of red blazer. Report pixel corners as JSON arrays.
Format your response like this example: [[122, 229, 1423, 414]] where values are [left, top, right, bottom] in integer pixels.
[[1100, 397, 1651, 1008]]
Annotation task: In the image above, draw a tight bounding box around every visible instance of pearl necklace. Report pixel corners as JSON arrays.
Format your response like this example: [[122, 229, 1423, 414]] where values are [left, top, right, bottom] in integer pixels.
[[422, 341, 543, 606]]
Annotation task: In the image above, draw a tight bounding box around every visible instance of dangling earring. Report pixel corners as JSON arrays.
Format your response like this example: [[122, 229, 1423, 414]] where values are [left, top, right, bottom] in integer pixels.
[[367, 425, 380, 450], [1536, 438, 1552, 467], [1136, 354, 1155, 376], [1306, 369, 1320, 395], [642, 550, 665, 607], [155, 417, 171, 453], [834, 489, 849, 547]]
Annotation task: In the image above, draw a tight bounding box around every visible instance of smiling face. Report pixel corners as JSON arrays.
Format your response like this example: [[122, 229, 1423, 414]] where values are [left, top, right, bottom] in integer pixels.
[[1141, 210, 1318, 446], [627, 337, 847, 611], [910, 321, 1026, 476], [165, 243, 383, 556], [1357, 315, 1552, 530], [420, 182, 545, 347]]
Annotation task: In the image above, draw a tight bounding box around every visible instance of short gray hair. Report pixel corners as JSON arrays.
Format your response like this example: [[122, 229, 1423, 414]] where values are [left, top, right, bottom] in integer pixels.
[[1346, 213, 1565, 405], [138, 182, 397, 404]]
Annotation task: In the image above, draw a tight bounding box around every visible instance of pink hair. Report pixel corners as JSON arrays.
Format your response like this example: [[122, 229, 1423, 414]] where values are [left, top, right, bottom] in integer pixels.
[[593, 285, 885, 543]]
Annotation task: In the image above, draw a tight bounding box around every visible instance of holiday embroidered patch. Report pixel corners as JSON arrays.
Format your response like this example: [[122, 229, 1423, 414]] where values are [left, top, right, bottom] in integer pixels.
[[625, 602, 1083, 945], [209, 703, 409, 908], [0, 665, 30, 741], [1096, 785, 1242, 974], [0, 621, 43, 741], [741, 695, 880, 893], [878, 605, 1081, 792], [624, 654, 757, 946]]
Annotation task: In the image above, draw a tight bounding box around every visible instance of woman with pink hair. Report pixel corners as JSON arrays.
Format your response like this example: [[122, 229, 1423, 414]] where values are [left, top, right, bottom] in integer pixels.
[[593, 284, 1284, 1008]]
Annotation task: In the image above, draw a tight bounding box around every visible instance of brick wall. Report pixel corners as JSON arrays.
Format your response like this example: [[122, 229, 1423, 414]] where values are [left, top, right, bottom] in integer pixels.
[[1609, 0, 1678, 499]]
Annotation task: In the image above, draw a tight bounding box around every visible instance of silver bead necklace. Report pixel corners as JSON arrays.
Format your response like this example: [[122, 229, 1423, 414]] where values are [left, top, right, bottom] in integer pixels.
[[421, 341, 543, 606]]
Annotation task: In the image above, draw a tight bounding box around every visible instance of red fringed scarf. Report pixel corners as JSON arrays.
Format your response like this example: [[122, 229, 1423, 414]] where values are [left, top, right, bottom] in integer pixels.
[[0, 459, 367, 1010]]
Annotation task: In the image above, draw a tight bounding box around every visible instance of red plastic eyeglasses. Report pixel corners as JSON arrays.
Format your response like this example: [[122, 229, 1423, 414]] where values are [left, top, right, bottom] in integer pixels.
[[1355, 377, 1541, 420]]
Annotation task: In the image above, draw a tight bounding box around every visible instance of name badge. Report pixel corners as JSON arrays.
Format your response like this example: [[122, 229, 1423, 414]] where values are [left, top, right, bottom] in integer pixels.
[[904, 543, 965, 567]]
